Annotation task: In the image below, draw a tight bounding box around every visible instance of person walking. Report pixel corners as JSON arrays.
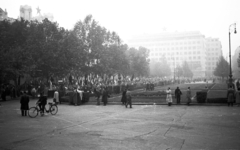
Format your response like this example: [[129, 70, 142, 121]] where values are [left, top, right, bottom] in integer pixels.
[[235, 90, 240, 106], [166, 87, 173, 106], [125, 88, 132, 108], [102, 87, 110, 106], [186, 87, 192, 106], [53, 89, 59, 104], [175, 87, 182, 104], [121, 88, 127, 105], [94, 85, 101, 105], [227, 86, 235, 107], [20, 91, 29, 116]]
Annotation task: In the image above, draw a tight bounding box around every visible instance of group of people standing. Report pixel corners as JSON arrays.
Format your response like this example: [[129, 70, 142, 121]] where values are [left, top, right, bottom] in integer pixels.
[[166, 87, 192, 106], [19, 85, 60, 117]]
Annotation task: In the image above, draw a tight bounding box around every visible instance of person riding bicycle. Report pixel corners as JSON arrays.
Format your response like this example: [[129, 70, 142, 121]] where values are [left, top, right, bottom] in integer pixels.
[[37, 92, 48, 115]]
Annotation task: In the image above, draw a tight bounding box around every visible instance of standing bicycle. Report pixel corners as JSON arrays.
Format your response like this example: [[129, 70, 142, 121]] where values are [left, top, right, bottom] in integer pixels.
[[28, 101, 58, 118]]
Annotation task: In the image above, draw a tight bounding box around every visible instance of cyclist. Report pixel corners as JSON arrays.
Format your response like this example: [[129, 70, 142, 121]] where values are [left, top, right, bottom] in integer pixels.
[[37, 92, 47, 116]]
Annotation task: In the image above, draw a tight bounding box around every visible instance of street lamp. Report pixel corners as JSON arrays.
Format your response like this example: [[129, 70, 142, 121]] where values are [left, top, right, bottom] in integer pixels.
[[229, 23, 237, 88]]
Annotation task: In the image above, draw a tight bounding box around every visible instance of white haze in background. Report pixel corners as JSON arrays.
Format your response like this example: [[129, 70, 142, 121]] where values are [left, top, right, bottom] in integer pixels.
[[1, 0, 240, 58]]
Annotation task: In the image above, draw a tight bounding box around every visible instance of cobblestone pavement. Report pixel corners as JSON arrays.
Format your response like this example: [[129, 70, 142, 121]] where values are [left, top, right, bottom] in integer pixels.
[[1, 98, 240, 150]]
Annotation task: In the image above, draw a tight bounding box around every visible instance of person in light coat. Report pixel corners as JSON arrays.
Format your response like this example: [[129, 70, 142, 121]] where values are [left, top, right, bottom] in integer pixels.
[[53, 89, 59, 104], [166, 87, 172, 106]]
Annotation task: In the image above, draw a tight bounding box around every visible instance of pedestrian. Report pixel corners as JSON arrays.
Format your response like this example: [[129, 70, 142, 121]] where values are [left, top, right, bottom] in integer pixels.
[[1, 85, 6, 101], [175, 87, 182, 104], [236, 79, 240, 91], [94, 85, 101, 105], [121, 88, 127, 105], [31, 87, 36, 99], [125, 88, 132, 108], [227, 86, 235, 107], [20, 91, 29, 116], [102, 87, 110, 106], [235, 90, 240, 107], [186, 87, 192, 106], [166, 87, 172, 106], [53, 88, 59, 104]]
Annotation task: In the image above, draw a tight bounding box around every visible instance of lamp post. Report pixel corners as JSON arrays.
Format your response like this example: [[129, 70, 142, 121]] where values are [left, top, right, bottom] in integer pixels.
[[229, 23, 237, 87]]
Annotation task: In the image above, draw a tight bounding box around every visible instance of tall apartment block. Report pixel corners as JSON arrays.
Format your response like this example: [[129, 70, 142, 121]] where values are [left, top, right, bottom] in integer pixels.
[[128, 31, 222, 78]]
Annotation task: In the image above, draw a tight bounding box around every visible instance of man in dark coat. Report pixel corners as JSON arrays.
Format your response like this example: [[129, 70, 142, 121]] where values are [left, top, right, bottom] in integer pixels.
[[121, 88, 127, 105], [102, 87, 110, 106], [20, 91, 29, 116], [227, 86, 235, 107], [175, 87, 182, 104]]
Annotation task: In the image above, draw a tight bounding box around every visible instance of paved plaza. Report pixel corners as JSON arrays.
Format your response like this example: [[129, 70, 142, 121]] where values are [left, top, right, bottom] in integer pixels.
[[0, 98, 240, 150]]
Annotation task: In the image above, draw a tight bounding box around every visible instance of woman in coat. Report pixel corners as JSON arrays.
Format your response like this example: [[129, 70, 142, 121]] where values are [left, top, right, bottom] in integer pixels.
[[166, 87, 172, 106], [20, 91, 29, 116], [227, 86, 235, 107], [102, 87, 110, 106], [235, 90, 240, 106], [186, 87, 192, 106], [121, 88, 127, 105]]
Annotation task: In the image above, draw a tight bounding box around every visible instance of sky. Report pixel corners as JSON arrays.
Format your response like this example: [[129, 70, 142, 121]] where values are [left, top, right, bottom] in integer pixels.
[[1, 0, 240, 57]]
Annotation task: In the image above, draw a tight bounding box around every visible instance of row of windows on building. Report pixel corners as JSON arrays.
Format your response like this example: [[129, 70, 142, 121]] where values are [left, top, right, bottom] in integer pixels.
[[132, 39, 205, 47], [150, 51, 202, 56], [149, 46, 204, 51], [151, 56, 220, 62]]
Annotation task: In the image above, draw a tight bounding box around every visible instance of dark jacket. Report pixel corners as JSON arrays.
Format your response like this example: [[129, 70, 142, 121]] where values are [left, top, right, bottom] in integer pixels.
[[121, 90, 127, 103], [102, 90, 110, 103], [175, 88, 182, 96], [38, 96, 47, 105], [20, 95, 29, 110], [227, 88, 235, 103]]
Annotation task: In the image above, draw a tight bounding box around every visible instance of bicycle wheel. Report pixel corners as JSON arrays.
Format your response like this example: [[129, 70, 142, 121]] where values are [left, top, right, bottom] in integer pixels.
[[28, 107, 38, 118], [50, 105, 58, 115]]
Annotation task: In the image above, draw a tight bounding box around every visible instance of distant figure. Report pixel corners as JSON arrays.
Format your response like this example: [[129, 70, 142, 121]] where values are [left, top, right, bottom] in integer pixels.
[[125, 88, 132, 108], [186, 87, 192, 106], [37, 92, 47, 115], [235, 90, 240, 107], [31, 87, 36, 99], [20, 91, 29, 116], [94, 85, 101, 105], [53, 89, 59, 104], [175, 87, 182, 104], [102, 87, 110, 106], [121, 88, 127, 105], [236, 79, 240, 91], [227, 86, 235, 107], [166, 87, 172, 106]]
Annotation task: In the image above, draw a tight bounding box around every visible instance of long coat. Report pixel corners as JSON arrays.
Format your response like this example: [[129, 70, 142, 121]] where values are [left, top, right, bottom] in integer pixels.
[[227, 88, 235, 103], [102, 90, 110, 104], [121, 90, 127, 103], [20, 95, 29, 110], [186, 89, 192, 103], [166, 89, 173, 103], [235, 91, 240, 104]]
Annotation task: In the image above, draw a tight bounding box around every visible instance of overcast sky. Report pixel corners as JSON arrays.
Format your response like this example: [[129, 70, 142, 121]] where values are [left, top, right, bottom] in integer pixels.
[[1, 0, 240, 57]]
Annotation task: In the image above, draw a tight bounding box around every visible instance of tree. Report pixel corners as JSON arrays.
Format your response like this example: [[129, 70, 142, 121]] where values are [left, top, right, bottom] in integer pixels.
[[175, 65, 183, 79], [149, 55, 171, 77], [127, 47, 150, 77], [182, 61, 193, 78], [214, 56, 230, 80]]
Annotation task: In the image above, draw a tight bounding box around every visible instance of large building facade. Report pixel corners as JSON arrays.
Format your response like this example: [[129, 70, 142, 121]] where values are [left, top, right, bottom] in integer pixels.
[[0, 8, 15, 22], [128, 31, 222, 78]]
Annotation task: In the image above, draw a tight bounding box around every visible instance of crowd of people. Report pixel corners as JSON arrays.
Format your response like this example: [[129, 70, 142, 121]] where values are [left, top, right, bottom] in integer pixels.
[[1, 76, 240, 117]]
